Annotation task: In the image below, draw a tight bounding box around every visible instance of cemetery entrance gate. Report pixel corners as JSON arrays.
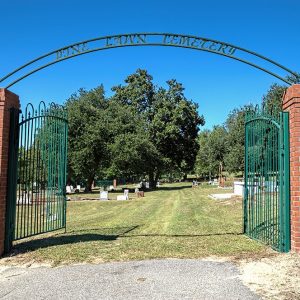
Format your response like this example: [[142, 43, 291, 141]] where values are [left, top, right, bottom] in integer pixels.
[[4, 102, 68, 252], [1, 33, 299, 255], [244, 108, 290, 252]]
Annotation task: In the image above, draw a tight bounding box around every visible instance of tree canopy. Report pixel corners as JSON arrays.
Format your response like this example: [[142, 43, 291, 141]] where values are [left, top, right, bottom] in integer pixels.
[[65, 69, 204, 189], [65, 70, 298, 186], [65, 86, 111, 190]]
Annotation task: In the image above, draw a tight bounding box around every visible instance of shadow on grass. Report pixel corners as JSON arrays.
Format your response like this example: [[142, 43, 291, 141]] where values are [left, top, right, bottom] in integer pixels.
[[9, 225, 139, 256], [9, 225, 243, 256]]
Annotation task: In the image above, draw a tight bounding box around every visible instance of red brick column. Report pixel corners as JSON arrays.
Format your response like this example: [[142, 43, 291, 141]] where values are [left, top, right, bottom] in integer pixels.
[[282, 84, 300, 252], [0, 89, 20, 256]]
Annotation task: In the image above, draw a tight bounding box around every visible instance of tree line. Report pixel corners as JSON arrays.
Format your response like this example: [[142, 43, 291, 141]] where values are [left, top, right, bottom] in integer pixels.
[[66, 69, 204, 190], [194, 74, 300, 179], [65, 69, 299, 189]]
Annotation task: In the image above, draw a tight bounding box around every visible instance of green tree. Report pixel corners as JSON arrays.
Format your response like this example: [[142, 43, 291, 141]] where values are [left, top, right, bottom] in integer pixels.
[[65, 86, 111, 191], [224, 105, 254, 174], [262, 73, 300, 114], [195, 126, 227, 178], [194, 130, 211, 178], [110, 69, 204, 187], [151, 80, 205, 178]]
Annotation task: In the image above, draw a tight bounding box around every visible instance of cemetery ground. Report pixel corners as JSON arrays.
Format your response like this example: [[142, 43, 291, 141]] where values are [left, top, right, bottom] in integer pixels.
[[4, 183, 268, 265], [1, 183, 300, 299]]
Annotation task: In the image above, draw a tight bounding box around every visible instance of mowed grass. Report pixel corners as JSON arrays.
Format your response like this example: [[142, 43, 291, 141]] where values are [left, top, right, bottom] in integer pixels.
[[10, 183, 267, 265]]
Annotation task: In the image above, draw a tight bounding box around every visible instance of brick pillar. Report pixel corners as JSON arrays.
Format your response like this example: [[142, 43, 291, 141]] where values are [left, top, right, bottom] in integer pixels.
[[282, 84, 300, 252], [0, 89, 20, 256]]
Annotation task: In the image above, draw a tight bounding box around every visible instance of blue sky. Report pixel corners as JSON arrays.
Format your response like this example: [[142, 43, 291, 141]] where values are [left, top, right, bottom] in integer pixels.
[[1, 0, 299, 129]]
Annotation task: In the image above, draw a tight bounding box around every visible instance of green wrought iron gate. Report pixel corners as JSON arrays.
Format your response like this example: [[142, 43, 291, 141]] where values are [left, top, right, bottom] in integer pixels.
[[5, 102, 68, 252], [244, 107, 290, 252]]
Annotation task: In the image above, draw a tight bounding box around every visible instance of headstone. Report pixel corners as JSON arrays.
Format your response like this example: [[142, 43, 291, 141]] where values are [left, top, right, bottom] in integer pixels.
[[265, 181, 278, 193], [124, 189, 129, 198], [136, 191, 144, 197], [100, 191, 108, 200], [66, 185, 72, 194], [146, 182, 150, 189], [234, 181, 244, 196], [17, 193, 31, 204]]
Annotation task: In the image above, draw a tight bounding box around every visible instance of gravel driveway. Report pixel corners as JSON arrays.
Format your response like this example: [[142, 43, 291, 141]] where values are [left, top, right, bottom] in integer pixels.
[[0, 259, 259, 299]]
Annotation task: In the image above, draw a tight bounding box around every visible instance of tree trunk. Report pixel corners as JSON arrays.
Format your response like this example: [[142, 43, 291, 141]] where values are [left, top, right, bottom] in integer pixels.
[[149, 172, 156, 189], [86, 176, 94, 192], [154, 173, 160, 187]]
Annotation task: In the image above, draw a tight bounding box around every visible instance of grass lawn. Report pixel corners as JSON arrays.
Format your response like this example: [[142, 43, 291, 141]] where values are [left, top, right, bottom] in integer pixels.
[[8, 183, 268, 266]]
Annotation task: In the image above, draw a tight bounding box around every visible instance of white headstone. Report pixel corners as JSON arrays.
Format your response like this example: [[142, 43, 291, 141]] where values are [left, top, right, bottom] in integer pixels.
[[146, 182, 150, 189], [234, 181, 244, 196], [17, 193, 32, 204], [100, 191, 108, 200], [123, 189, 129, 200], [66, 185, 72, 194]]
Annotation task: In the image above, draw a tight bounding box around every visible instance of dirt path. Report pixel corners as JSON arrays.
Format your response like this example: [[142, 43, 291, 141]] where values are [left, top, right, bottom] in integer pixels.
[[237, 253, 300, 300]]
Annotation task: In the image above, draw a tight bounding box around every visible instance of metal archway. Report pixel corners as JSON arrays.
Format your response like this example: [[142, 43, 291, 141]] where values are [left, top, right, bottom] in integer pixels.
[[0, 32, 298, 88]]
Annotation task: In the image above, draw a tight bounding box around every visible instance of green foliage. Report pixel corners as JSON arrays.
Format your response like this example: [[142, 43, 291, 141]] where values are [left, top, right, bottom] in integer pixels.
[[65, 70, 204, 188], [224, 105, 254, 173], [65, 86, 111, 190], [109, 69, 204, 187], [262, 83, 286, 115], [262, 73, 300, 115], [194, 130, 211, 177], [195, 126, 227, 178], [65, 70, 298, 183], [195, 105, 254, 177]]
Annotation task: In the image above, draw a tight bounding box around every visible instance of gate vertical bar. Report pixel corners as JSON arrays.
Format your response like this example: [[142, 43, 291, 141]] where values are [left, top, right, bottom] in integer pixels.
[[4, 108, 20, 253], [282, 111, 290, 252], [244, 117, 249, 234], [278, 112, 284, 250], [63, 118, 68, 229]]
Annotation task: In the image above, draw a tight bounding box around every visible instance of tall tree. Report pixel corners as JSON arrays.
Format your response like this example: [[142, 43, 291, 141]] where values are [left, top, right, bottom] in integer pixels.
[[194, 130, 212, 178], [110, 69, 204, 187], [65, 86, 111, 191], [224, 105, 254, 174], [194, 126, 227, 178]]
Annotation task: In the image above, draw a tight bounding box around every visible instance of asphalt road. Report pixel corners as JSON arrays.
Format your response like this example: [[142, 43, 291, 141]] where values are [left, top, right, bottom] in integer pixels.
[[0, 259, 259, 300]]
